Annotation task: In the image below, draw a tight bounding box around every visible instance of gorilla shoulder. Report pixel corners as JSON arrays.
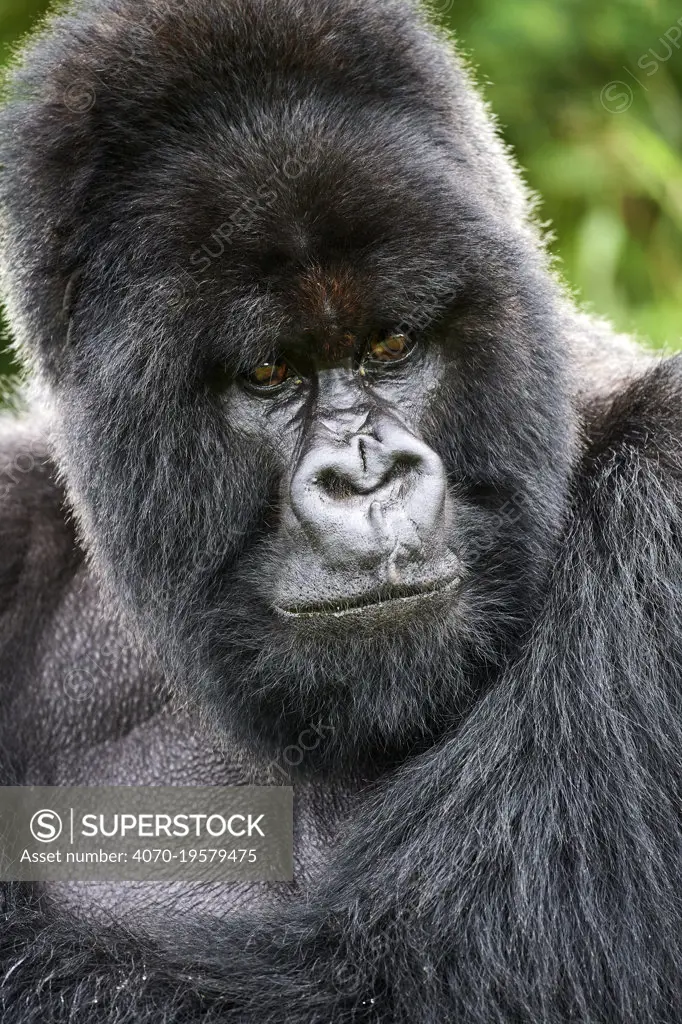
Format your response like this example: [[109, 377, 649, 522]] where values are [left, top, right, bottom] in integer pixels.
[[566, 308, 659, 405], [0, 419, 78, 623]]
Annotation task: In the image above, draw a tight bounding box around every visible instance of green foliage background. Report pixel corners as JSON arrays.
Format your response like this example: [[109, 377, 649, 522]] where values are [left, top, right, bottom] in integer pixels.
[[0, 0, 681, 382]]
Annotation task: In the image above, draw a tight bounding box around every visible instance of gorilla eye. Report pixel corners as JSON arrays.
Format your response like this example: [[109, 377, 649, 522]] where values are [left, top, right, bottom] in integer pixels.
[[243, 359, 293, 392], [365, 332, 415, 365]]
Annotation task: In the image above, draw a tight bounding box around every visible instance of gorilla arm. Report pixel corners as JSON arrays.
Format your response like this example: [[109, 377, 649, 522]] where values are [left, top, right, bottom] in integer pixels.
[[2, 357, 682, 1024]]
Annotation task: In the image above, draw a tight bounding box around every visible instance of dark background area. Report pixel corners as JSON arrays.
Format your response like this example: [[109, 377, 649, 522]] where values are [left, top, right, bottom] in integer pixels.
[[1, 0, 681, 383]]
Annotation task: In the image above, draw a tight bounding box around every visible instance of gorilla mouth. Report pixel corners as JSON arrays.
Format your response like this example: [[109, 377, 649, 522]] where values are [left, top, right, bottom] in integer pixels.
[[275, 575, 461, 619]]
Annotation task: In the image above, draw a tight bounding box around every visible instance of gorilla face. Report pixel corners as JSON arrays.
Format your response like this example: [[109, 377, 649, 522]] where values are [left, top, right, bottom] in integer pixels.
[[223, 330, 459, 620], [2, 0, 577, 763]]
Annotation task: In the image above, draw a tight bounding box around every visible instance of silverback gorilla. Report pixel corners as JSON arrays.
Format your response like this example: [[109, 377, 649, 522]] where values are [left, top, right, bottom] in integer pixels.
[[1, 0, 682, 1021]]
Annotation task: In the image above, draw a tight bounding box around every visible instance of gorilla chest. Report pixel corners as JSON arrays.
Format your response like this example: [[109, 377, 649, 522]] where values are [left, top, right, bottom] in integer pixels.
[[3, 571, 364, 925], [37, 707, 362, 924]]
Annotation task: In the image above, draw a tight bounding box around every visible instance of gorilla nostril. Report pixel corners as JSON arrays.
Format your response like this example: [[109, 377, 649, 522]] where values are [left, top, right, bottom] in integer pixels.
[[315, 468, 359, 500], [391, 453, 422, 478]]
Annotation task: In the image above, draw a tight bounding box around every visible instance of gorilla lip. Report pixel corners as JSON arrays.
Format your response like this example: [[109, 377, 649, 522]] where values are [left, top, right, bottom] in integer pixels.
[[275, 574, 461, 619]]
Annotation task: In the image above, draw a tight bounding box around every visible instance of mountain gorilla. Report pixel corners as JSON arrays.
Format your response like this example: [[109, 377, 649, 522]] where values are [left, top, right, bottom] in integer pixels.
[[1, 0, 681, 1021]]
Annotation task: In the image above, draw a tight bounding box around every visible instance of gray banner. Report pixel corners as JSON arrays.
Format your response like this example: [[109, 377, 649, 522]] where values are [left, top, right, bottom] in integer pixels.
[[0, 786, 293, 882]]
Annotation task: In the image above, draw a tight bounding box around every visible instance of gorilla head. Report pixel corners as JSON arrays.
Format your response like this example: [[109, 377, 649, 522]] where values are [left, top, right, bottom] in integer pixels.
[[0, 0, 575, 765]]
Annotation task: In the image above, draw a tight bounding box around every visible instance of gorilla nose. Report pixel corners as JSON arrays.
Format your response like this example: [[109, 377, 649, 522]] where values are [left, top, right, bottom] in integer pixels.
[[287, 422, 450, 571], [314, 434, 422, 499]]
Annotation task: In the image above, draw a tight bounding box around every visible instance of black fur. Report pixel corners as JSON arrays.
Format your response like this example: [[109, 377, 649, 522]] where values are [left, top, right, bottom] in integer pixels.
[[0, 1, 681, 1021]]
